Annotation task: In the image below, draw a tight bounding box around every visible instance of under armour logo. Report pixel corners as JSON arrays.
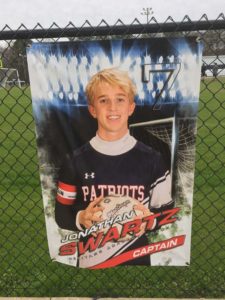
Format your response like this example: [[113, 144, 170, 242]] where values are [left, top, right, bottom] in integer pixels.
[[84, 172, 95, 179]]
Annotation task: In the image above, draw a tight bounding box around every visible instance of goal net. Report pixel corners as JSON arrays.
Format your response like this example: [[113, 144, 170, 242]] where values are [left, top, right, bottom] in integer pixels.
[[129, 116, 197, 206]]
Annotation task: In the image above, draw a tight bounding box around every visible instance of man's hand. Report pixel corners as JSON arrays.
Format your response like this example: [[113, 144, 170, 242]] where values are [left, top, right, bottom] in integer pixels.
[[79, 196, 104, 229], [133, 203, 152, 237]]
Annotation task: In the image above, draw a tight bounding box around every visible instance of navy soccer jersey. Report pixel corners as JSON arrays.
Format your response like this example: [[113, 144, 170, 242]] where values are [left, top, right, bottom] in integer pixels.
[[55, 133, 173, 267]]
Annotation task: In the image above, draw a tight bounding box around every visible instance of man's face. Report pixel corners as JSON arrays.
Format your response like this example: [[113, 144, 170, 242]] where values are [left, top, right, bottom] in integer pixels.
[[88, 82, 135, 141]]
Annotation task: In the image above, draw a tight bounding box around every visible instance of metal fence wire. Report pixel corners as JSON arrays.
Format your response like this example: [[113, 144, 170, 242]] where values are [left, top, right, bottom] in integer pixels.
[[0, 14, 225, 297]]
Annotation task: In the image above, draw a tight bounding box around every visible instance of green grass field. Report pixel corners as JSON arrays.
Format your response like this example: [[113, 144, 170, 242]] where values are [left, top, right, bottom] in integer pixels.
[[0, 79, 225, 297]]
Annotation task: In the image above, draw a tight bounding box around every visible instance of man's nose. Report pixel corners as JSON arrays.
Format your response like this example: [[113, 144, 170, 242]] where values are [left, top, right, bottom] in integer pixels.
[[108, 99, 117, 110]]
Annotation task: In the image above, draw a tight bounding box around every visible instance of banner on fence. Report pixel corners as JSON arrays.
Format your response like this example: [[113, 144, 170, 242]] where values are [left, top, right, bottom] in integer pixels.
[[27, 37, 202, 268]]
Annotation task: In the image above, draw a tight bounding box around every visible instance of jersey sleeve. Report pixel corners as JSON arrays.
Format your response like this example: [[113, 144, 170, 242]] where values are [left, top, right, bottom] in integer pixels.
[[149, 152, 174, 212], [55, 154, 83, 231]]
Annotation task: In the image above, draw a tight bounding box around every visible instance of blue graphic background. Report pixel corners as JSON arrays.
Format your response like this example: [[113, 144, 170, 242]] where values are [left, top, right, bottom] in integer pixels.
[[27, 38, 203, 110]]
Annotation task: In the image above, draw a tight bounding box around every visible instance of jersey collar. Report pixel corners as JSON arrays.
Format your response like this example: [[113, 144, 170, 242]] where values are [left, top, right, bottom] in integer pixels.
[[90, 132, 137, 156]]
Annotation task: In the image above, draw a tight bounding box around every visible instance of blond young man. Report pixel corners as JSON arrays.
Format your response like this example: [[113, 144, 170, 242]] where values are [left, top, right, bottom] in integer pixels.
[[55, 68, 173, 268]]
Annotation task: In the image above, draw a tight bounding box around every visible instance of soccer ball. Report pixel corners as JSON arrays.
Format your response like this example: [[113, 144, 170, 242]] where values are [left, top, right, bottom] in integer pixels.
[[94, 194, 144, 241]]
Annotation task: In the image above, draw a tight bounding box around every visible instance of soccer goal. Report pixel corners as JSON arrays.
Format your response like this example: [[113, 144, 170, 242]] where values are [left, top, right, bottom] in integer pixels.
[[129, 116, 197, 206], [0, 67, 22, 88], [130, 117, 175, 172]]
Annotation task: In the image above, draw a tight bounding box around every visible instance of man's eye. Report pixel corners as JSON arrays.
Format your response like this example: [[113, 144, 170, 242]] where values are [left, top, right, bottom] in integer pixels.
[[117, 97, 125, 102], [99, 98, 107, 103]]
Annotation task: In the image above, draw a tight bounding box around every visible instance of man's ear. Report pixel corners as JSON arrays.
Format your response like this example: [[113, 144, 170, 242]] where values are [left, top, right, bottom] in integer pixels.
[[129, 102, 136, 116], [88, 105, 97, 118]]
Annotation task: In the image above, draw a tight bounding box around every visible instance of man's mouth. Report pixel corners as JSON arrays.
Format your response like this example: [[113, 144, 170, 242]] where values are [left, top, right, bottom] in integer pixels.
[[107, 115, 120, 120]]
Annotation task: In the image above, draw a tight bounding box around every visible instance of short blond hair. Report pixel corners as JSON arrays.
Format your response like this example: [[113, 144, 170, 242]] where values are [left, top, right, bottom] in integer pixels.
[[85, 68, 136, 105]]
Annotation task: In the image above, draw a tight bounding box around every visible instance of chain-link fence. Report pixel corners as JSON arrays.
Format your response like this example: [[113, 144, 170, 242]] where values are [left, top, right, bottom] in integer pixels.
[[0, 14, 225, 297]]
